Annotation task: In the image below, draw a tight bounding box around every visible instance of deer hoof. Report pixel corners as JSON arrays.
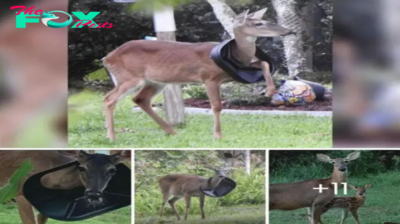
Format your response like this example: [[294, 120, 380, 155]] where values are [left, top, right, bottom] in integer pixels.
[[265, 90, 276, 98], [167, 130, 177, 135], [214, 132, 222, 139], [107, 134, 116, 141]]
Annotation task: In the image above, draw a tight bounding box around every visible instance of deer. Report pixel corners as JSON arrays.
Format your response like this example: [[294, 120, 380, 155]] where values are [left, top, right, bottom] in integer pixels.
[[269, 151, 360, 224], [322, 184, 371, 224], [158, 166, 230, 220], [101, 8, 295, 140], [0, 150, 130, 224]]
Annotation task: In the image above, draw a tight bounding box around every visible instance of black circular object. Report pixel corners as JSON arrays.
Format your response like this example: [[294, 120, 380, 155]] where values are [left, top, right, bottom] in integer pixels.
[[23, 160, 131, 221]]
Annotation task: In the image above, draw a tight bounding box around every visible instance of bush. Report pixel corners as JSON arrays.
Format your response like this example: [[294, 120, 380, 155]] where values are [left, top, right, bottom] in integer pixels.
[[183, 85, 208, 99]]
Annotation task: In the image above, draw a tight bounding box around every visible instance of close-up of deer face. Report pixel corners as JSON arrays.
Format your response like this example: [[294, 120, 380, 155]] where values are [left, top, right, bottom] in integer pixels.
[[75, 150, 129, 205], [233, 8, 295, 37], [317, 151, 360, 172]]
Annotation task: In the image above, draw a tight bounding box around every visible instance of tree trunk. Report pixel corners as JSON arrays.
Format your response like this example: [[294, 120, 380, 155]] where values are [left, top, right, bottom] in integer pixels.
[[153, 6, 185, 126], [206, 0, 237, 38], [244, 150, 251, 175], [271, 0, 310, 77]]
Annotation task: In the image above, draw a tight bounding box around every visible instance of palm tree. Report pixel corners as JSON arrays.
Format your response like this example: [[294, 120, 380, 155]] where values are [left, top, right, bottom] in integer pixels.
[[271, 0, 309, 77]]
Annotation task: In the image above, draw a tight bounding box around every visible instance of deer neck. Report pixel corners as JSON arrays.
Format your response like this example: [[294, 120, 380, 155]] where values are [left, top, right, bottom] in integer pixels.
[[354, 195, 366, 206], [329, 166, 348, 185], [232, 30, 257, 65], [207, 174, 223, 189]]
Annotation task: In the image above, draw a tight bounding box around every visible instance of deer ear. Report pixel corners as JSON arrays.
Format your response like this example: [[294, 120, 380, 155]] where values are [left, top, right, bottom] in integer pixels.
[[57, 150, 80, 158], [110, 150, 131, 164], [365, 184, 372, 189], [345, 151, 360, 161], [247, 8, 268, 20], [348, 184, 357, 190], [316, 154, 332, 163], [234, 9, 249, 23]]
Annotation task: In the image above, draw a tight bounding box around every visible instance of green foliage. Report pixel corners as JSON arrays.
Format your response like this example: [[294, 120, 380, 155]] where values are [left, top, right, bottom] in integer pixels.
[[130, 0, 194, 11], [135, 150, 265, 218], [270, 150, 392, 181], [85, 69, 109, 81], [0, 160, 33, 203], [0, 203, 131, 224], [183, 85, 208, 99], [219, 169, 265, 206]]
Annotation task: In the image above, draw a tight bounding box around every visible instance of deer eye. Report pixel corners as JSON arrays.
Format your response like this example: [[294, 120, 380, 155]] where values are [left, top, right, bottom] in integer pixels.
[[108, 167, 117, 174], [254, 22, 263, 26], [78, 166, 87, 172]]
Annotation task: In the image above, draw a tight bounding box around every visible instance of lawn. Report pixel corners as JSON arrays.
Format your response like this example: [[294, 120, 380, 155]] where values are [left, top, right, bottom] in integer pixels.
[[0, 203, 131, 224], [269, 171, 400, 223], [68, 92, 331, 148], [135, 205, 265, 224]]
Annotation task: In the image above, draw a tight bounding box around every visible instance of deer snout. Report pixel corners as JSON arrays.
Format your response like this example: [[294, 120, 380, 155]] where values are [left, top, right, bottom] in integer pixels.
[[338, 168, 346, 172], [85, 190, 103, 204]]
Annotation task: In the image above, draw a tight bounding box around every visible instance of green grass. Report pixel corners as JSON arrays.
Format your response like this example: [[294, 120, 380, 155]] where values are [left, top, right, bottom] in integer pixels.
[[0, 203, 131, 224], [269, 171, 400, 224], [135, 205, 265, 224], [68, 92, 331, 148]]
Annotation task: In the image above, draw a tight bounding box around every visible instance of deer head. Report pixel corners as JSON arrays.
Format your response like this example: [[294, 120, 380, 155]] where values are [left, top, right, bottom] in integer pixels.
[[316, 151, 360, 172], [233, 8, 295, 38], [60, 150, 130, 205], [349, 184, 372, 196], [205, 165, 233, 178]]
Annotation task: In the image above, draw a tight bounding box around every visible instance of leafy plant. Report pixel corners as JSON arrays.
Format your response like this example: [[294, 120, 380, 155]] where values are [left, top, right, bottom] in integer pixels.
[[0, 159, 33, 203]]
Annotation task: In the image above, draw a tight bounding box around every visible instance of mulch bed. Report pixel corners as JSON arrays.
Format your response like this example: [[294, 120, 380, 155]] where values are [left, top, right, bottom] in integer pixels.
[[183, 98, 332, 111]]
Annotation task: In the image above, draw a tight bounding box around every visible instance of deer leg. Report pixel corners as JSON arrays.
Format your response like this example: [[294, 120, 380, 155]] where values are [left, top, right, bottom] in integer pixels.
[[311, 204, 324, 224], [160, 193, 170, 217], [340, 209, 349, 224], [15, 195, 36, 224], [199, 194, 206, 219], [307, 207, 313, 224], [204, 82, 223, 138], [260, 61, 276, 97], [133, 84, 176, 135], [103, 79, 143, 140], [37, 213, 48, 224], [183, 193, 191, 220], [349, 209, 359, 224], [168, 196, 182, 220]]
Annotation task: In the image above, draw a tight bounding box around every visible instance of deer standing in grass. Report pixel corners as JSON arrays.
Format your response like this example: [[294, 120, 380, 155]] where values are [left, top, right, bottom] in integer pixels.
[[269, 151, 360, 224], [0, 150, 130, 224], [102, 8, 295, 140], [322, 184, 371, 224], [159, 166, 229, 220]]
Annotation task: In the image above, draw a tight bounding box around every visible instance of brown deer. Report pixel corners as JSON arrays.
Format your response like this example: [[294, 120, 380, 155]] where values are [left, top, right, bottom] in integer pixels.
[[159, 166, 230, 220], [322, 184, 371, 224], [101, 8, 294, 140], [0, 150, 130, 224], [269, 151, 360, 224]]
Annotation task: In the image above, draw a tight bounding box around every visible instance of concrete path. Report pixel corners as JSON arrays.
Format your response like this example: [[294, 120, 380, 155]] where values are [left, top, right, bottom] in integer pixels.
[[132, 107, 332, 117]]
